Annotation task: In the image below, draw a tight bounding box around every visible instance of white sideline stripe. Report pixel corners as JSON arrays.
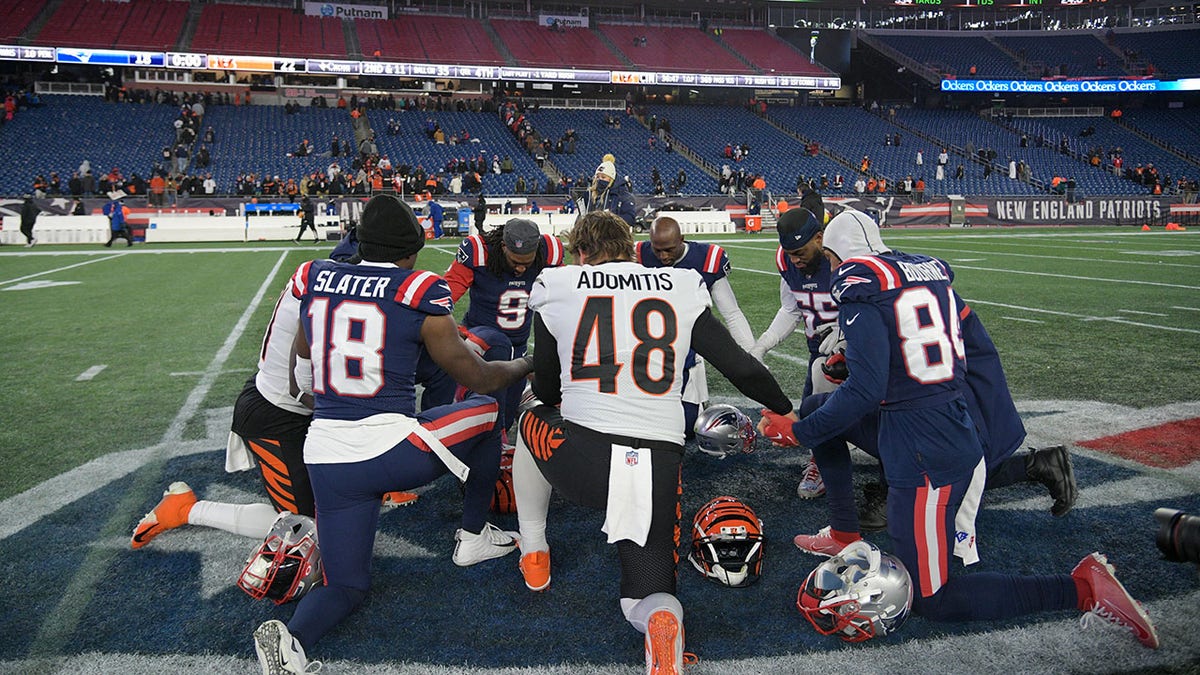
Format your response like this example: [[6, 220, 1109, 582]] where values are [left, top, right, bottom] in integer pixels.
[[734, 266, 780, 276], [0, 252, 288, 535], [954, 264, 1200, 290], [1001, 316, 1044, 324], [1117, 309, 1169, 316], [75, 365, 107, 381], [916, 244, 1200, 269], [169, 367, 255, 377], [0, 253, 124, 286], [1171, 305, 1200, 312], [18, 252, 291, 657], [965, 298, 1200, 335]]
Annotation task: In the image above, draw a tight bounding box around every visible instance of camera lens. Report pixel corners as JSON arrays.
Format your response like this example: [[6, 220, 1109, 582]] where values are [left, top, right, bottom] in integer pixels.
[[1155, 508, 1200, 564]]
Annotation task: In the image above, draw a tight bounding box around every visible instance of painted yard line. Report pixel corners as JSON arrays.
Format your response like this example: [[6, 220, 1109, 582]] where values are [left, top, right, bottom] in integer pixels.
[[1001, 316, 1045, 324], [1117, 309, 1169, 317], [953, 264, 1200, 290], [26, 251, 292, 658], [734, 266, 781, 276], [0, 253, 125, 286], [965, 298, 1200, 335], [74, 365, 107, 381], [915, 245, 1200, 269], [169, 367, 255, 377], [1171, 305, 1200, 312]]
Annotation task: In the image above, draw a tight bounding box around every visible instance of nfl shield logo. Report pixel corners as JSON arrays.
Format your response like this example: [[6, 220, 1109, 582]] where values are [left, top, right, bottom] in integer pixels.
[[625, 450, 639, 466]]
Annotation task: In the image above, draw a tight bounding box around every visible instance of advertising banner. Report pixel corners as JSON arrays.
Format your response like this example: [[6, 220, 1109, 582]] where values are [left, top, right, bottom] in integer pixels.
[[303, 2, 387, 20], [538, 14, 589, 29]]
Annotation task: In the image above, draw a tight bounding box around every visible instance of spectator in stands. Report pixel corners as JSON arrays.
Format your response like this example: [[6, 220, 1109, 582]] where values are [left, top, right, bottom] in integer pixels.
[[984, 163, 993, 179], [195, 145, 210, 169], [916, 149, 923, 166], [860, 156, 871, 173], [914, 177, 926, 204], [72, 198, 86, 216], [149, 173, 166, 207], [854, 176, 866, 194], [936, 164, 945, 181], [955, 164, 964, 180], [938, 148, 948, 167], [204, 174, 216, 196]]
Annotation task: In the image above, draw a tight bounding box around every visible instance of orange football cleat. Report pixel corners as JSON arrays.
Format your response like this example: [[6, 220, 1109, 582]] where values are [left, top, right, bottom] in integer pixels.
[[130, 481, 197, 549]]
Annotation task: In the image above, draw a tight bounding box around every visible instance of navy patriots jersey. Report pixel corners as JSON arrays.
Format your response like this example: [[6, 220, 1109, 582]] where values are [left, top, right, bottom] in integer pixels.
[[776, 247, 837, 357], [444, 233, 564, 346], [291, 259, 454, 420], [792, 251, 984, 487], [635, 240, 730, 290], [833, 251, 963, 405]]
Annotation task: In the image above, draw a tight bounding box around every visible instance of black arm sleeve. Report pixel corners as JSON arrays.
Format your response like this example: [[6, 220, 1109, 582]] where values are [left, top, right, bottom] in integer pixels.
[[530, 313, 562, 406], [692, 308, 793, 415]]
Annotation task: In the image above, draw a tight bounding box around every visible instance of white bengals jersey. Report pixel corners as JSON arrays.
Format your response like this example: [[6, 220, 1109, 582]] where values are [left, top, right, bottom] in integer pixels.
[[254, 278, 310, 416], [530, 262, 711, 445]]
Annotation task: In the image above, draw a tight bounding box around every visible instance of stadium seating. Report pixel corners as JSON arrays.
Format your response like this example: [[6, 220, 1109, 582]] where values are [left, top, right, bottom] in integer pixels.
[[0, 95, 181, 197], [200, 104, 359, 189], [356, 15, 503, 65], [718, 28, 834, 77], [993, 34, 1127, 78], [529, 107, 717, 196], [599, 24, 752, 74], [34, 0, 189, 51], [1011, 116, 1190, 192], [1119, 109, 1200, 161], [893, 109, 1074, 195], [0, 0, 47, 43], [646, 104, 841, 198], [871, 33, 1023, 79], [1111, 28, 1200, 77], [365, 108, 543, 195], [192, 3, 345, 58], [490, 19, 624, 70]]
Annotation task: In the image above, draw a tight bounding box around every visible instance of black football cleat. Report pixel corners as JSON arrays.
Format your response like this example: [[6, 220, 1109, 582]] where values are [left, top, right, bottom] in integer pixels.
[[1025, 445, 1078, 517], [858, 481, 888, 532]]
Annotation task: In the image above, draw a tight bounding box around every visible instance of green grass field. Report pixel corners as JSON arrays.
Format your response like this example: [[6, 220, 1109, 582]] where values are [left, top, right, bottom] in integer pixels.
[[1, 228, 1197, 502]]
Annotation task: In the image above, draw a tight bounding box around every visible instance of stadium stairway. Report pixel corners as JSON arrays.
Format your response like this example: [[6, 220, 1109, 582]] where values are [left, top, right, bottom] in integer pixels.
[[709, 32, 760, 74], [20, 0, 63, 43], [174, 0, 203, 52], [985, 37, 1041, 78], [1113, 117, 1200, 172], [592, 27, 636, 69], [855, 33, 941, 85], [761, 111, 873, 186], [343, 18, 361, 59], [481, 19, 518, 67]]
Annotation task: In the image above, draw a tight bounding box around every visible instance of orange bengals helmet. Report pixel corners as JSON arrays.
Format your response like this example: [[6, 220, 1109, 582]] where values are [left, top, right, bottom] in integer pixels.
[[688, 496, 765, 587]]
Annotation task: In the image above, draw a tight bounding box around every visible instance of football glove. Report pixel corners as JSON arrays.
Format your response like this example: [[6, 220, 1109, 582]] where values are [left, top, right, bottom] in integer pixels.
[[821, 352, 848, 384], [760, 409, 800, 448], [817, 322, 845, 356]]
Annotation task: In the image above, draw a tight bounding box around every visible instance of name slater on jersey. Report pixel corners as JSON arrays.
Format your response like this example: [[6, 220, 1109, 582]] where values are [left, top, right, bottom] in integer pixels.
[[897, 260, 948, 283], [311, 270, 391, 298], [576, 269, 674, 291]]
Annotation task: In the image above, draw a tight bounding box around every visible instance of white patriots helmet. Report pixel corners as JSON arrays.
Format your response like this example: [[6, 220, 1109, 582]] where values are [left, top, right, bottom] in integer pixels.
[[689, 496, 765, 587], [693, 404, 756, 458], [238, 513, 323, 605], [797, 540, 913, 642]]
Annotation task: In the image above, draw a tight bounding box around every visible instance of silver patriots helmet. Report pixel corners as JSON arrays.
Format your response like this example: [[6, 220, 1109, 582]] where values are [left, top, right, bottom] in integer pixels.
[[693, 404, 756, 458], [797, 540, 913, 642], [237, 513, 323, 605]]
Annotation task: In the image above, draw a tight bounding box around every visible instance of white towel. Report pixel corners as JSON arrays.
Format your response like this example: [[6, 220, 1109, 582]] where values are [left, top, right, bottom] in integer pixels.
[[224, 431, 255, 473], [601, 443, 654, 547], [953, 456, 987, 566]]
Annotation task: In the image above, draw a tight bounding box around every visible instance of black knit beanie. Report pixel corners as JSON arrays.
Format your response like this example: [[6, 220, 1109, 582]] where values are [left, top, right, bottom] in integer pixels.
[[357, 194, 425, 262]]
